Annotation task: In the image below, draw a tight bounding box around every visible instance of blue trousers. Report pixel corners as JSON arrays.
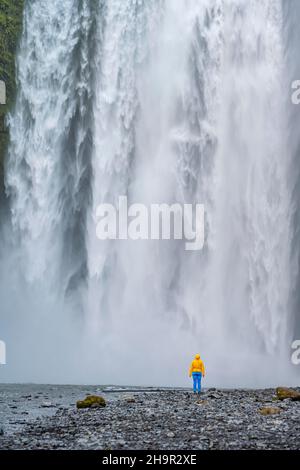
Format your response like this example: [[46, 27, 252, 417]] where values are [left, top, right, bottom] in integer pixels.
[[192, 372, 202, 393]]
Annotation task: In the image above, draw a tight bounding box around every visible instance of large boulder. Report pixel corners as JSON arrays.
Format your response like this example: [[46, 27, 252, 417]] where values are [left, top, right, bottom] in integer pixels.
[[276, 387, 300, 401], [76, 395, 106, 409]]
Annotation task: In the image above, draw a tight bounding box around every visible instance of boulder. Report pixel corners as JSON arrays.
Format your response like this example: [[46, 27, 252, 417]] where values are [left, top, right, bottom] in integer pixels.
[[276, 387, 300, 401], [259, 407, 281, 416], [76, 395, 106, 409], [125, 396, 136, 403]]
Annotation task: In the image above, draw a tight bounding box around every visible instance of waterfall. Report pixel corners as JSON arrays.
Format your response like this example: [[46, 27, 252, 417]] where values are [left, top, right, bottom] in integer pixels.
[[6, 0, 96, 292], [2, 0, 299, 386]]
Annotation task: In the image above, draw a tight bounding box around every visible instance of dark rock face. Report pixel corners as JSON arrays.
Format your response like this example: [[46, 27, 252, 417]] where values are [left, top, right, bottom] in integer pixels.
[[0, 0, 24, 180], [1, 387, 300, 450]]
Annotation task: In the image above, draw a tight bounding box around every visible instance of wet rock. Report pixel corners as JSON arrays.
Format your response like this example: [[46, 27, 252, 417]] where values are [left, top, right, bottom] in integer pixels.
[[76, 395, 106, 409], [276, 388, 300, 401]]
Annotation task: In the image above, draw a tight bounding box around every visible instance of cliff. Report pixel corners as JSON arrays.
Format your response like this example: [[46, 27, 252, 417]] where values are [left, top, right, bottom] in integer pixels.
[[0, 0, 24, 186]]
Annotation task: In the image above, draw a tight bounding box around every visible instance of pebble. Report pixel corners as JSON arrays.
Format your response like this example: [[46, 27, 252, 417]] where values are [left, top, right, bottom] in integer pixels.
[[0, 387, 300, 450], [41, 402, 55, 408]]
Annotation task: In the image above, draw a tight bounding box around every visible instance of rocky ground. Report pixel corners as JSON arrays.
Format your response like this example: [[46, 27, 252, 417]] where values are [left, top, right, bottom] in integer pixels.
[[0, 385, 300, 450]]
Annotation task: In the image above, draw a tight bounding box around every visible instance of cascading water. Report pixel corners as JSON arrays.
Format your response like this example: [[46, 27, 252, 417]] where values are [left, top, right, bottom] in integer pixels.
[[1, 0, 299, 386], [6, 0, 96, 292]]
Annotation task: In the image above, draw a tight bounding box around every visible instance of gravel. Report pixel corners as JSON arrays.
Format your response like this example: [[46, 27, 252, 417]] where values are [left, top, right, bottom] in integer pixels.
[[1, 386, 300, 450]]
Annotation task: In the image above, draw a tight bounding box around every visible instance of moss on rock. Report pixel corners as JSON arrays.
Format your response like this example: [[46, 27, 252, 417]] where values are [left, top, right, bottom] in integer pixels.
[[76, 395, 106, 409], [0, 0, 24, 188], [276, 387, 300, 401]]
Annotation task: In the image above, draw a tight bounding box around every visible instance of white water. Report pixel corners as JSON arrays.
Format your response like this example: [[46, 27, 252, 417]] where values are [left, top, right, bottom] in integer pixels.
[[1, 0, 299, 387]]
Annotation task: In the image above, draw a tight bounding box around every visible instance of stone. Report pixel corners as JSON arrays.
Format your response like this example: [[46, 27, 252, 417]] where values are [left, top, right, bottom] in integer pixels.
[[207, 393, 222, 399], [3, 387, 300, 450], [76, 395, 106, 409], [41, 401, 55, 408], [259, 407, 281, 416], [125, 397, 136, 403], [276, 387, 300, 401], [117, 439, 126, 446], [196, 400, 208, 405]]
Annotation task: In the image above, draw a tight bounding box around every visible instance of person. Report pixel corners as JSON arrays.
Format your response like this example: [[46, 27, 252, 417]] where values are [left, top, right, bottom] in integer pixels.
[[189, 354, 205, 393]]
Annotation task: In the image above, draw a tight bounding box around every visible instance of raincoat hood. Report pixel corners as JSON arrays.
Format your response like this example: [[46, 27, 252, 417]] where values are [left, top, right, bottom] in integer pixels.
[[195, 354, 200, 359]]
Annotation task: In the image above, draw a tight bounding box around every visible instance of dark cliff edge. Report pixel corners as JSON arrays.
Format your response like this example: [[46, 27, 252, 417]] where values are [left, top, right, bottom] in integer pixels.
[[0, 0, 24, 201]]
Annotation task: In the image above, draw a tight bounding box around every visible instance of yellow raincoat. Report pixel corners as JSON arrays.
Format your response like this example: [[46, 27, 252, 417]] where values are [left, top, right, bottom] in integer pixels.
[[189, 354, 205, 377]]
